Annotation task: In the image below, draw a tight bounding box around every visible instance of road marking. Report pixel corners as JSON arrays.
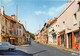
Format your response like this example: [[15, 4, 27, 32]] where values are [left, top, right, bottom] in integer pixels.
[[71, 53, 78, 55]]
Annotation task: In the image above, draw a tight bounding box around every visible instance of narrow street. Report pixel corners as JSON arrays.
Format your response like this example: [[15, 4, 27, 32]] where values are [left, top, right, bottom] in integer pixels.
[[0, 40, 78, 56]]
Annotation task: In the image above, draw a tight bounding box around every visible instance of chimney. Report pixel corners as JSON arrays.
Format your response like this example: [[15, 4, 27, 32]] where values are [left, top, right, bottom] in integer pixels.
[[67, 0, 72, 7], [11, 15, 15, 19], [1, 6, 4, 15]]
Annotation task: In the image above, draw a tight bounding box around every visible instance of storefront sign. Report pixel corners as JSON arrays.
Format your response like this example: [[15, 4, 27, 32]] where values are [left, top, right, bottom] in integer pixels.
[[10, 37, 15, 39]]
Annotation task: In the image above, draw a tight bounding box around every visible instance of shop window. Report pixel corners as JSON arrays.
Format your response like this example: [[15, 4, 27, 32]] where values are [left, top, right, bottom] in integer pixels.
[[75, 32, 79, 43], [52, 33, 56, 39]]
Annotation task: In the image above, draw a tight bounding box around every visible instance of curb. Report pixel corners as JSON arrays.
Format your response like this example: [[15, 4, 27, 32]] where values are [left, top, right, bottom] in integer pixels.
[[39, 42, 79, 54], [15, 44, 29, 47]]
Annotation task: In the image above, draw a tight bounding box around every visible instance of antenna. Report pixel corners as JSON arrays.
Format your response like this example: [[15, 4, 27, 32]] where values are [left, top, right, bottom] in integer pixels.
[[16, 5, 18, 20], [25, 20, 27, 30]]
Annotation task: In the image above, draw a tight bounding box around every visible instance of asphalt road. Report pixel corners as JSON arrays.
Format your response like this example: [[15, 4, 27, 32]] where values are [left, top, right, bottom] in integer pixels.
[[0, 40, 78, 56]]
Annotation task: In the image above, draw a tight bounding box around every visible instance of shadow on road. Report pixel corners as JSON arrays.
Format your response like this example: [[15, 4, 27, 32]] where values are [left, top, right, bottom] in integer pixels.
[[33, 50, 47, 55], [0, 50, 33, 56]]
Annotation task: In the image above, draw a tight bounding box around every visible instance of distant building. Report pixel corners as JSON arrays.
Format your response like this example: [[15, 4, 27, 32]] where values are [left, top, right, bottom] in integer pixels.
[[48, 18, 57, 45]]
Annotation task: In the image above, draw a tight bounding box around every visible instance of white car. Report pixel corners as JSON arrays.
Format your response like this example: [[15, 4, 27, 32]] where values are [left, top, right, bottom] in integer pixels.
[[0, 42, 16, 51]]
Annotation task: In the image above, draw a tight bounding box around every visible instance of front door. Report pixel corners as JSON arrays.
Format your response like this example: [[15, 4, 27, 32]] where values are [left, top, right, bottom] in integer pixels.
[[58, 37, 60, 46], [68, 33, 72, 48]]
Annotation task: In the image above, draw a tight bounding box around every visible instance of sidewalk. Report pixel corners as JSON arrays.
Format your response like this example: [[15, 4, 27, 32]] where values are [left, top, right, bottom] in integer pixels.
[[40, 42, 79, 54]]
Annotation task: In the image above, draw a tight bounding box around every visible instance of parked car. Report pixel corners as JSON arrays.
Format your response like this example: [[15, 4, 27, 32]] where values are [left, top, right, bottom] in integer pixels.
[[0, 42, 16, 51]]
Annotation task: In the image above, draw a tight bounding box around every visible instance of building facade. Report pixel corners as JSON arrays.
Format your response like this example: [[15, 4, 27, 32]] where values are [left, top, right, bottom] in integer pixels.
[[48, 18, 58, 45], [0, 6, 30, 45]]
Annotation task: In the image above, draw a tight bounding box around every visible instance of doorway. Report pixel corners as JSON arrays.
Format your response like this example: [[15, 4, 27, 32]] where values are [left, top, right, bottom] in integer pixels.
[[68, 33, 72, 48]]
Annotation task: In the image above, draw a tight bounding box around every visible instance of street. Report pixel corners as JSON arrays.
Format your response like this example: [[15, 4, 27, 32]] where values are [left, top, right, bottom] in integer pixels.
[[0, 40, 78, 56]]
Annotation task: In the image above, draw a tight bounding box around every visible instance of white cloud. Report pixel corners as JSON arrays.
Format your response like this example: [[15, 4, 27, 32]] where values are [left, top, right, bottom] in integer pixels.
[[34, 3, 66, 17], [3, 0, 13, 3], [34, 11, 46, 15]]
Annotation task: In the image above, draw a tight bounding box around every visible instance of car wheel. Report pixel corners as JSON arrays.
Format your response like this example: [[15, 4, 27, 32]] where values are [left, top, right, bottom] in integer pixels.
[[8, 48, 12, 52]]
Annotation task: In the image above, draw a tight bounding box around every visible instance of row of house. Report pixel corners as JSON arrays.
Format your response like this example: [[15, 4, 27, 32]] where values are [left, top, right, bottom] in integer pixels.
[[0, 6, 30, 45], [35, 0, 80, 49]]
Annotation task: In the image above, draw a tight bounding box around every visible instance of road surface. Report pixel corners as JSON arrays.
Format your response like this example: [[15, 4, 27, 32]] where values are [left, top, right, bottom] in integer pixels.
[[0, 40, 78, 56]]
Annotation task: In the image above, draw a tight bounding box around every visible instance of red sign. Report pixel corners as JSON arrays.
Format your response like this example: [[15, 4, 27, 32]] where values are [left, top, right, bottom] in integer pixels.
[[75, 43, 79, 50], [11, 27, 13, 32], [10, 37, 15, 39]]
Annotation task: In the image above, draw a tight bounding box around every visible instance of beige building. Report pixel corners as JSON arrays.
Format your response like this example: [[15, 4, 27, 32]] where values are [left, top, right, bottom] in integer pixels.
[[48, 18, 58, 45], [56, 0, 80, 49], [48, 0, 80, 49], [0, 6, 29, 45], [35, 30, 40, 41]]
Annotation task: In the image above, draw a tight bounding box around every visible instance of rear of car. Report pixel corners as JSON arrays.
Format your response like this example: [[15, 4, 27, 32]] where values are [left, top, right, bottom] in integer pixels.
[[0, 42, 16, 51]]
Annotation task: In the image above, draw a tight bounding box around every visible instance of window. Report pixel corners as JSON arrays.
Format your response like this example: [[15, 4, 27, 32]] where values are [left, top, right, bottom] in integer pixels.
[[20, 31, 21, 36], [56, 25, 57, 27], [52, 33, 56, 39], [63, 21, 65, 29], [73, 13, 77, 26], [2, 26, 4, 30], [12, 23, 14, 27], [19, 26, 21, 29], [17, 30, 18, 35], [5, 20, 7, 26], [6, 28, 7, 34], [2, 43, 8, 46], [58, 25, 59, 27]]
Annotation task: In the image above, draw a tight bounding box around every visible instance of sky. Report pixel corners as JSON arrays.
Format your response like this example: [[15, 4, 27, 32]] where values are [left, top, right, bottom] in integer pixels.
[[0, 0, 68, 34]]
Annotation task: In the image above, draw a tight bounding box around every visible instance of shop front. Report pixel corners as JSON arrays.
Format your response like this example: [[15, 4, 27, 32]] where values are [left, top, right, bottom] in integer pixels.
[[1, 34, 19, 45], [52, 33, 57, 45], [72, 30, 79, 49], [58, 31, 66, 47]]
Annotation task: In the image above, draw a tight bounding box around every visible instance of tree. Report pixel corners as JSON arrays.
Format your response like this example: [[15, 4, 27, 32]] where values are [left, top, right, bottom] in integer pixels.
[[29, 33, 35, 40]]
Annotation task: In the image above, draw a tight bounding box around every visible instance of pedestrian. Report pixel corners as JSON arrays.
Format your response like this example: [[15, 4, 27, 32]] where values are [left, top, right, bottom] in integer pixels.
[[29, 41, 31, 46]]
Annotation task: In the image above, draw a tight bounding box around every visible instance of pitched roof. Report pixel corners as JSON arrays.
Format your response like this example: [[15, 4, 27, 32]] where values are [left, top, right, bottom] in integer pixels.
[[4, 14, 16, 22], [4, 14, 23, 26], [49, 17, 57, 25], [57, 1, 75, 18]]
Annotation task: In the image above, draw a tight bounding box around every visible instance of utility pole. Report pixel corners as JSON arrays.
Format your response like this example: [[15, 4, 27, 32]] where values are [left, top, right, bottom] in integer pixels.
[[16, 6, 18, 20], [25, 20, 27, 30]]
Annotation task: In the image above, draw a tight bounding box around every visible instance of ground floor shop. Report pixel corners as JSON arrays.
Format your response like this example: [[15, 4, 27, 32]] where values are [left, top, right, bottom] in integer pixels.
[[57, 29, 80, 49], [58, 31, 66, 47], [1, 34, 22, 45]]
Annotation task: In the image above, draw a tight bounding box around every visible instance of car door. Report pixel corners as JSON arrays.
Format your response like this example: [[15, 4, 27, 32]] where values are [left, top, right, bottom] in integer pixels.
[[0, 42, 2, 50], [2, 42, 9, 50]]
